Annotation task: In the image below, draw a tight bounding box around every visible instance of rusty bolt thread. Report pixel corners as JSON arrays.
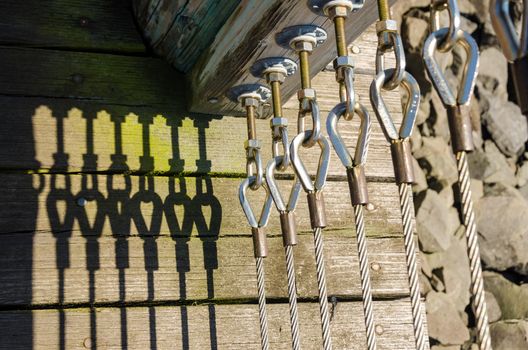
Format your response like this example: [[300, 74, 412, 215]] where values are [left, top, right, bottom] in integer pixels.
[[280, 211, 298, 247], [252, 227, 268, 258], [270, 80, 283, 118], [512, 57, 528, 115], [298, 50, 312, 90], [347, 166, 369, 206], [446, 105, 474, 153], [307, 191, 328, 229], [390, 140, 415, 185], [377, 0, 391, 21], [246, 105, 257, 140]]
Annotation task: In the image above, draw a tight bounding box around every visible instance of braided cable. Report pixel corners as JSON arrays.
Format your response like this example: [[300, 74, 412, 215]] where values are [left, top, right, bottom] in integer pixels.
[[313, 227, 333, 350], [456, 151, 492, 350], [285, 245, 301, 350], [353, 204, 377, 350], [398, 183, 428, 350], [255, 257, 270, 350]]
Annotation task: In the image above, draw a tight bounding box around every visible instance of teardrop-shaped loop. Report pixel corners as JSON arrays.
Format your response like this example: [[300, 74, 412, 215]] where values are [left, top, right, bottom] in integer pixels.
[[327, 101, 371, 168], [298, 99, 322, 148], [290, 132, 331, 193], [266, 156, 302, 213], [370, 68, 421, 142], [490, 0, 522, 61], [423, 27, 479, 107], [239, 176, 273, 228]]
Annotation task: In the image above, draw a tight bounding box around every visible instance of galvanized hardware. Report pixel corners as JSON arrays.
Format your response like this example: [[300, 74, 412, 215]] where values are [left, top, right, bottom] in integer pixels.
[[321, 3, 378, 348], [491, 0, 528, 114], [371, 2, 428, 348], [327, 102, 371, 205], [309, 0, 365, 16], [327, 102, 370, 169], [276, 25, 328, 50], [429, 0, 461, 52], [424, 1, 492, 348], [291, 132, 331, 194], [370, 68, 421, 143], [231, 84, 274, 350], [423, 28, 479, 107]]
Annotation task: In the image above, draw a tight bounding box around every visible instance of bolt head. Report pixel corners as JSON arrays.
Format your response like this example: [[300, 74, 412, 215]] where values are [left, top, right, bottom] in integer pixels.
[[266, 72, 286, 84]]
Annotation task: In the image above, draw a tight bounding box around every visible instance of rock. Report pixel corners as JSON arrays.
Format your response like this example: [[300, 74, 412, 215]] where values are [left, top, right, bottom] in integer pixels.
[[485, 291, 502, 323], [490, 320, 528, 350], [519, 183, 528, 202], [426, 235, 471, 311], [392, 0, 430, 28], [416, 190, 460, 253], [402, 16, 429, 51], [470, 179, 484, 203], [439, 186, 455, 207], [516, 162, 528, 187], [478, 47, 509, 99], [426, 292, 470, 345], [482, 99, 528, 158], [467, 141, 517, 186], [476, 185, 528, 274], [414, 137, 459, 189], [430, 92, 450, 143], [431, 346, 461, 350], [484, 271, 528, 320], [413, 156, 428, 193], [411, 125, 423, 152]]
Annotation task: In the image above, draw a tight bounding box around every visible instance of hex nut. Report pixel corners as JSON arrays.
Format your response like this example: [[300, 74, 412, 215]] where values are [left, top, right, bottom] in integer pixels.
[[270, 117, 288, 128], [297, 88, 316, 101], [242, 97, 260, 108], [266, 72, 286, 84], [333, 56, 355, 70], [292, 40, 314, 53], [375, 19, 398, 34], [327, 5, 349, 19], [244, 139, 261, 150]]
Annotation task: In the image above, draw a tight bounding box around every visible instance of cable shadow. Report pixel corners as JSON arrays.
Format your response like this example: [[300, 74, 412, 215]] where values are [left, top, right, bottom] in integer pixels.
[[130, 114, 163, 350], [191, 116, 222, 350]]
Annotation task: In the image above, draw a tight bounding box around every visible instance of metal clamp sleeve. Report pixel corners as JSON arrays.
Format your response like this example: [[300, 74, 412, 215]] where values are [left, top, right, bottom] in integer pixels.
[[347, 166, 369, 206], [512, 57, 528, 115], [252, 227, 268, 258], [390, 141, 415, 185], [446, 104, 474, 153], [307, 191, 327, 229], [280, 211, 298, 247]]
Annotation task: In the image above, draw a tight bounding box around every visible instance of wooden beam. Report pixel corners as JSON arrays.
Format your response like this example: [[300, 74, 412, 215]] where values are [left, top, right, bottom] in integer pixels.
[[184, 0, 396, 116], [0, 300, 421, 349]]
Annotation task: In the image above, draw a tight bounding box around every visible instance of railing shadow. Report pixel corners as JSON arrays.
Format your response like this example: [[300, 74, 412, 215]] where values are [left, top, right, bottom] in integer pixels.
[[0, 102, 224, 349]]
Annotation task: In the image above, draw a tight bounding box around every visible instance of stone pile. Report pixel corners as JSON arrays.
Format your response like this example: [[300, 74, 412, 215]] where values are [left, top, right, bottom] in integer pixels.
[[391, 1, 528, 348]]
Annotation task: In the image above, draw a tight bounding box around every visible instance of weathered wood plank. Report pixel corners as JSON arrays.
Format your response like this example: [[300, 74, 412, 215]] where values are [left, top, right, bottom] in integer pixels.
[[0, 174, 404, 238], [0, 233, 411, 305], [133, 0, 240, 73], [0, 0, 145, 53], [0, 300, 420, 349], [0, 75, 402, 178], [185, 0, 396, 115]]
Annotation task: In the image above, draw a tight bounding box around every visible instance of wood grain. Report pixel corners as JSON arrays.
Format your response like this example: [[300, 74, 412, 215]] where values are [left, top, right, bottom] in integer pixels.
[[0, 233, 412, 305], [186, 0, 397, 116], [0, 0, 145, 53], [0, 300, 420, 349], [0, 174, 404, 238]]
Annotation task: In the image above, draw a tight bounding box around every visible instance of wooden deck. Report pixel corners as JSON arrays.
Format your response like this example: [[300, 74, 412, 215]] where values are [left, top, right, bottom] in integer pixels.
[[0, 0, 427, 349]]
